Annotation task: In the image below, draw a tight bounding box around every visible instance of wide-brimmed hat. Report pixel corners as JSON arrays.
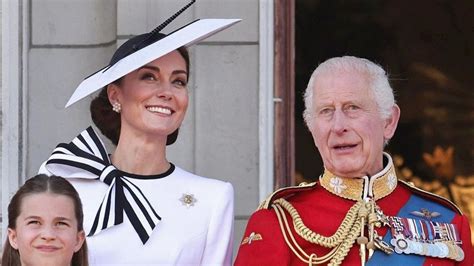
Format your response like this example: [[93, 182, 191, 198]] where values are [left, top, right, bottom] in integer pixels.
[[66, 3, 240, 107]]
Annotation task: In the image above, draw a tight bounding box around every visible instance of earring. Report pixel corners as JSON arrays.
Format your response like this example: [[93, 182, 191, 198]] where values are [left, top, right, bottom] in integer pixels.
[[112, 102, 122, 113]]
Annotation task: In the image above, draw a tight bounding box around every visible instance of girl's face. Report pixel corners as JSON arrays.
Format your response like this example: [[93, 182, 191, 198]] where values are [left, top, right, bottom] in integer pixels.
[[8, 193, 85, 266], [108, 50, 189, 143]]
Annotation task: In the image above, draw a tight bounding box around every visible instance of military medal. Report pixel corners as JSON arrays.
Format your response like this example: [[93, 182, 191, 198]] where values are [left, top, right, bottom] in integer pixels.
[[391, 235, 410, 254], [410, 240, 423, 255], [435, 242, 449, 257], [447, 242, 457, 259], [426, 242, 437, 257], [386, 214, 465, 261], [455, 244, 465, 261]]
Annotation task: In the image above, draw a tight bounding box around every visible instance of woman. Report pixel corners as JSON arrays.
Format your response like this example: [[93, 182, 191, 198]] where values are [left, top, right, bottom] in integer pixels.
[[2, 174, 88, 266], [38, 2, 238, 265]]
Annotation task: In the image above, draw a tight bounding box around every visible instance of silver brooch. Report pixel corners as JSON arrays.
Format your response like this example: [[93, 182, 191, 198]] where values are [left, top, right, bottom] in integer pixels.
[[179, 193, 197, 208]]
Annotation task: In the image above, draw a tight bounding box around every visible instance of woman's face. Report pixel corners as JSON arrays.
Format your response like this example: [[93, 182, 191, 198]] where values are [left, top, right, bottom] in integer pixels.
[[8, 193, 85, 266], [109, 50, 189, 142]]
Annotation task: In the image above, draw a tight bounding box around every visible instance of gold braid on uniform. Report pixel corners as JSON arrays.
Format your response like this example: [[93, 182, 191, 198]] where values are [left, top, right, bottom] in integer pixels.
[[273, 198, 369, 266], [271, 156, 398, 265], [270, 154, 399, 265]]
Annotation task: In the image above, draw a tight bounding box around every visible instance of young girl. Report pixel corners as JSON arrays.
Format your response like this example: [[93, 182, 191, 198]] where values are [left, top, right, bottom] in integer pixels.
[[2, 174, 88, 266]]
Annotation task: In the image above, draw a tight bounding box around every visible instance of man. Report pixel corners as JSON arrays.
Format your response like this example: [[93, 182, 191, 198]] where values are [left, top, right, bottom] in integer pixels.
[[235, 56, 472, 265]]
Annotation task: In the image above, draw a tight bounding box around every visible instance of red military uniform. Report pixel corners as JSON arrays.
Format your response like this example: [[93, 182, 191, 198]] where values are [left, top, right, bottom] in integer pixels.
[[235, 154, 473, 266]]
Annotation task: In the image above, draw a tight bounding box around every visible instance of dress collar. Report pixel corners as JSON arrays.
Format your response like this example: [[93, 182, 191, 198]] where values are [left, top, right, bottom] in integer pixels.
[[319, 152, 398, 201]]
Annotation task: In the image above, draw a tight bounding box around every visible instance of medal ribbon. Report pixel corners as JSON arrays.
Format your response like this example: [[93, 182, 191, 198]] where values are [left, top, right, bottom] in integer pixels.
[[368, 194, 458, 265]]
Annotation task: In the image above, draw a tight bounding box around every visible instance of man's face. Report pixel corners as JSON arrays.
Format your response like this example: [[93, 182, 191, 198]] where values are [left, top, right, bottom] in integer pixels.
[[309, 70, 399, 177]]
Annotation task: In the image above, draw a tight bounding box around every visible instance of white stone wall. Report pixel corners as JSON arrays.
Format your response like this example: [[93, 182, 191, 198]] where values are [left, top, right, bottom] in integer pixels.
[[0, 0, 3, 213], [1, 0, 24, 246], [0, 0, 3, 232], [27, 0, 118, 172]]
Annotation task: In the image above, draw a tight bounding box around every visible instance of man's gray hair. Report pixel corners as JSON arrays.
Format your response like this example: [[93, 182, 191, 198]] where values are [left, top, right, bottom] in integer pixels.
[[303, 56, 396, 128]]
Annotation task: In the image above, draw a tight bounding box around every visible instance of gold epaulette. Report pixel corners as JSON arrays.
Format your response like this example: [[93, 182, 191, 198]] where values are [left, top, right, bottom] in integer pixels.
[[398, 179, 463, 215], [257, 182, 318, 210]]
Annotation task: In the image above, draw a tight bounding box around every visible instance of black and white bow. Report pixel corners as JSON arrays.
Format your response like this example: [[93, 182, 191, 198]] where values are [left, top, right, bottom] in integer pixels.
[[45, 127, 162, 244]]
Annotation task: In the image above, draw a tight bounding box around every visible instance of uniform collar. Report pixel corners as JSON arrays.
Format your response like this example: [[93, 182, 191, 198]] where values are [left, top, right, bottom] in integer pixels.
[[319, 152, 398, 201]]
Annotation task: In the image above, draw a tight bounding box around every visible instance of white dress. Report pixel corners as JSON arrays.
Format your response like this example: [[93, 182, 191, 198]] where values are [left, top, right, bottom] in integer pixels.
[[39, 127, 234, 266]]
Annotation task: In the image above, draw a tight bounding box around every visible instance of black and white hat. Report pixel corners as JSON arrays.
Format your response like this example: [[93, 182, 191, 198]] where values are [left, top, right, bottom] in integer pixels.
[[66, 0, 240, 107]]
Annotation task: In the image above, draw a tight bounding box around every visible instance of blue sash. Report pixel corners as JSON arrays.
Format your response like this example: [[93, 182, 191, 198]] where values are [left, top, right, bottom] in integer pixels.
[[368, 194, 456, 265]]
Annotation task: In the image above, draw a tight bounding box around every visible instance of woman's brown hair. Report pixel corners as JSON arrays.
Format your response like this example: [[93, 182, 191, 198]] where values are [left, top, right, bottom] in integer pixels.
[[1, 174, 89, 266]]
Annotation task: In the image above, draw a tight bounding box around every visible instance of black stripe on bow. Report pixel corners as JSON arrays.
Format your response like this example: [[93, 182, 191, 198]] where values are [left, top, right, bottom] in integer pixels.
[[46, 126, 164, 244], [51, 142, 109, 173], [84, 126, 110, 164], [47, 158, 102, 176], [122, 179, 161, 227], [88, 172, 160, 244]]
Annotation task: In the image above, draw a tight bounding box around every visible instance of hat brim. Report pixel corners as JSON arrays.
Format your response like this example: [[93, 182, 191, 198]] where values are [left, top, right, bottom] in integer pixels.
[[66, 18, 241, 108]]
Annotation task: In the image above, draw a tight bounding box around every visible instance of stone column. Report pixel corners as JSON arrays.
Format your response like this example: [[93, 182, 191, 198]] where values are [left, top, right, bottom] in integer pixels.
[[27, 0, 118, 176]]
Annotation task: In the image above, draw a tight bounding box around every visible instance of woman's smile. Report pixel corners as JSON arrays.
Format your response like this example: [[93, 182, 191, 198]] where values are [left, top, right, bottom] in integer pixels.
[[146, 105, 174, 115]]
